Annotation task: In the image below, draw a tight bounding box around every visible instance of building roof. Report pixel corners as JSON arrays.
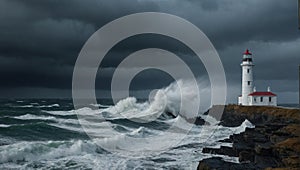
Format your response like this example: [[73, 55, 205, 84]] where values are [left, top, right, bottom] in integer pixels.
[[243, 49, 252, 55], [248, 92, 277, 96]]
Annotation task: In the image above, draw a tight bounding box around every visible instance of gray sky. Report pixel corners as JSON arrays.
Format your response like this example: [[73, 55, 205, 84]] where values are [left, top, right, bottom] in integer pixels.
[[0, 0, 299, 103]]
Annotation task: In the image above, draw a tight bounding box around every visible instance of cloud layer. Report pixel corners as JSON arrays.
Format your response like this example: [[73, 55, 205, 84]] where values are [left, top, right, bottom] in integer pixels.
[[0, 0, 299, 103]]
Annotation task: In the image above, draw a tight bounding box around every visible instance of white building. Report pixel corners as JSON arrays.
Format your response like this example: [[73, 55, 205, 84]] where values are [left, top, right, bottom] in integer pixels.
[[238, 49, 277, 106]]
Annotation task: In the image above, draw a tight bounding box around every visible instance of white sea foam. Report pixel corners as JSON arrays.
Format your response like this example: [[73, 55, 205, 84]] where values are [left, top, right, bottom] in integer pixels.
[[50, 121, 120, 136], [12, 111, 120, 134], [44, 107, 101, 116], [38, 104, 60, 108], [44, 110, 77, 116], [232, 119, 255, 134], [0, 124, 11, 128], [90, 103, 111, 108], [0, 139, 141, 169], [13, 104, 60, 108], [14, 114, 56, 120], [13, 114, 79, 127], [0, 140, 98, 163], [14, 105, 34, 108]]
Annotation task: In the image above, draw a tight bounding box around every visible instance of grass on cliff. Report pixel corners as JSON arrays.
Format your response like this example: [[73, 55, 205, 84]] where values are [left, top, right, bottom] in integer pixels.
[[225, 104, 300, 121]]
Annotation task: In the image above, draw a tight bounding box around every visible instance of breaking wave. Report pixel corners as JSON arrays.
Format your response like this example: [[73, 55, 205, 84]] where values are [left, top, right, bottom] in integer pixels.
[[98, 79, 209, 122]]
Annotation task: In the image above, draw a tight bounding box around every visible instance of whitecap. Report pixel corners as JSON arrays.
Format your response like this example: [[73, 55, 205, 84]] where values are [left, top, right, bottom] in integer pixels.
[[37, 104, 60, 108], [0, 124, 10, 128], [13, 114, 56, 120]]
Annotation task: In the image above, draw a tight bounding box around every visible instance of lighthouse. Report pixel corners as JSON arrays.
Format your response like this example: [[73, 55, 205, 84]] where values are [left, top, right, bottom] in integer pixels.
[[239, 49, 254, 105], [238, 49, 277, 106]]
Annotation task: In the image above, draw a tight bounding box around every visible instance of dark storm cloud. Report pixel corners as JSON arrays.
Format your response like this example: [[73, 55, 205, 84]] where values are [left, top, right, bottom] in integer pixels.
[[161, 0, 298, 47], [0, 0, 159, 62], [0, 0, 299, 102], [0, 0, 160, 90]]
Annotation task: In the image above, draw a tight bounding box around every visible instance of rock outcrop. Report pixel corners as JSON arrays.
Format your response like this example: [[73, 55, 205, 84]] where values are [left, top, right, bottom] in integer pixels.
[[198, 105, 300, 170]]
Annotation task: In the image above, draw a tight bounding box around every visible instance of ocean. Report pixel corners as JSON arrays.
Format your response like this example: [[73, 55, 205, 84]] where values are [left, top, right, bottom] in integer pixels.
[[0, 98, 255, 169]]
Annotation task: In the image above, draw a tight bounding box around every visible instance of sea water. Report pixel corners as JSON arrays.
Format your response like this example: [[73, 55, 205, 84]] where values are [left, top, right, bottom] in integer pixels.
[[0, 98, 255, 169]]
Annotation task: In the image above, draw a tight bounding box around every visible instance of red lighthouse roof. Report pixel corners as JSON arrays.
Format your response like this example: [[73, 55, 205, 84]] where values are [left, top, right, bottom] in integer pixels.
[[248, 92, 276, 96], [243, 49, 252, 55]]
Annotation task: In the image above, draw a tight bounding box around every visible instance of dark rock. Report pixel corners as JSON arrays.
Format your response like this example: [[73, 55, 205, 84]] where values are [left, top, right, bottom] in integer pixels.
[[197, 157, 257, 170], [243, 128, 267, 143], [272, 131, 291, 137], [269, 134, 288, 144], [254, 155, 280, 169], [239, 151, 254, 162], [219, 113, 245, 127], [187, 116, 211, 125], [254, 143, 273, 156], [232, 142, 253, 152], [218, 138, 232, 143], [197, 157, 230, 170], [193, 117, 207, 126], [165, 111, 177, 118]]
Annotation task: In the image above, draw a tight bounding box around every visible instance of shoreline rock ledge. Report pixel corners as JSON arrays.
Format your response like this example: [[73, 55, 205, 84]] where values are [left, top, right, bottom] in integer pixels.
[[197, 104, 300, 170]]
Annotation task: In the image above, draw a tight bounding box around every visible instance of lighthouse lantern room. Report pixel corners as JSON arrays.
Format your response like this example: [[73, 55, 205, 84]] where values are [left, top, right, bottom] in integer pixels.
[[238, 49, 277, 106]]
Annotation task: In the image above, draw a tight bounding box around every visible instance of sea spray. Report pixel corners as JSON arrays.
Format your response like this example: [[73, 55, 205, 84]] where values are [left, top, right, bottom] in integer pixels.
[[100, 79, 211, 122]]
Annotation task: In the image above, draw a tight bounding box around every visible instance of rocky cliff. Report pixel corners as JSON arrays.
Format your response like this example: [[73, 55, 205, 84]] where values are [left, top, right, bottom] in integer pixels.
[[198, 105, 300, 170]]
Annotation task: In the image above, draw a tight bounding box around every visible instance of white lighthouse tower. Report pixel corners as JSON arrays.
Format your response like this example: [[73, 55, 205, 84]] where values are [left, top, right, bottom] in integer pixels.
[[238, 49, 277, 106], [238, 49, 254, 105]]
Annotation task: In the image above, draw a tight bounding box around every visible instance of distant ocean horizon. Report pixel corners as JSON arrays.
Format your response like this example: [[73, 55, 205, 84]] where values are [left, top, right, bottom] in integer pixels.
[[1, 98, 298, 105]]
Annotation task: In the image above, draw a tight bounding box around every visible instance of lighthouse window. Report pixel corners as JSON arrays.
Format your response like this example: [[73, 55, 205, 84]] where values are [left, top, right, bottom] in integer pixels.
[[254, 97, 256, 102], [243, 58, 252, 62], [247, 69, 249, 73], [248, 81, 250, 85], [269, 97, 272, 102], [260, 97, 263, 102]]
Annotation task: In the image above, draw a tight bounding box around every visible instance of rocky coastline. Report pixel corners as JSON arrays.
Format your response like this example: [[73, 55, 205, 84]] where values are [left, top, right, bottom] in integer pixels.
[[197, 105, 300, 170]]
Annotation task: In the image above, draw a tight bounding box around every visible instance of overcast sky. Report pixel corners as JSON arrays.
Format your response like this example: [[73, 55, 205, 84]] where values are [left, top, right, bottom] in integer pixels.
[[0, 0, 299, 103]]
